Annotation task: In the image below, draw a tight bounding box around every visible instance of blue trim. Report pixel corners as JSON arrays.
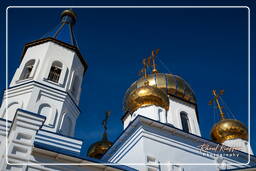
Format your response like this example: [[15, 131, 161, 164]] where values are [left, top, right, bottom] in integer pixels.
[[8, 108, 46, 136], [6, 81, 80, 112], [0, 118, 12, 123], [36, 133, 82, 147], [35, 137, 81, 151], [33, 141, 137, 171], [17, 108, 46, 120], [39, 129, 84, 142], [34, 141, 81, 157]]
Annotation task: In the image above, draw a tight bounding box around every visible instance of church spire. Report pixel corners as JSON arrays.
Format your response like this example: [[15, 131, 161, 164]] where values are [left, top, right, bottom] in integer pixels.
[[43, 9, 78, 47]]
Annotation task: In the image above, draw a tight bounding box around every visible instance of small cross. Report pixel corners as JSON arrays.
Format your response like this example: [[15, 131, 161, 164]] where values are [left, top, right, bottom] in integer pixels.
[[208, 90, 225, 120]]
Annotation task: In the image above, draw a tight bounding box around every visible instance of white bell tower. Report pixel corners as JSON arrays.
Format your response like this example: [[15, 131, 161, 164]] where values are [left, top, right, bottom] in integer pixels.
[[0, 9, 87, 137]]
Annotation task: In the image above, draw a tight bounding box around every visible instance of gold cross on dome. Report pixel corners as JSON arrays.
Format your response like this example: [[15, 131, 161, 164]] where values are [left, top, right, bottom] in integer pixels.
[[102, 111, 111, 131], [150, 48, 160, 74], [208, 90, 225, 120]]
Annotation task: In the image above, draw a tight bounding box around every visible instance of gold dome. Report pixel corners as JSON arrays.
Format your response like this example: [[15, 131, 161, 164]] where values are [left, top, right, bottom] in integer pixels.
[[87, 140, 113, 159], [211, 119, 248, 143], [124, 84, 169, 114], [124, 73, 196, 113]]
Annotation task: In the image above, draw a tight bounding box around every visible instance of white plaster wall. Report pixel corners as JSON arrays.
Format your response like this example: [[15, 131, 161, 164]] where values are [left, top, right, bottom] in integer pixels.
[[1, 41, 84, 135], [0, 81, 79, 135], [0, 84, 32, 121], [108, 120, 250, 171], [123, 106, 167, 130], [10, 43, 49, 87], [68, 53, 84, 104], [167, 96, 201, 136], [123, 96, 201, 137], [142, 133, 215, 171], [10, 41, 84, 102]]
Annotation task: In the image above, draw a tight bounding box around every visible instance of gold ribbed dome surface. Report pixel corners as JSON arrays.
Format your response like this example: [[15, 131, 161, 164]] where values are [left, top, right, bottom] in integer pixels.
[[211, 119, 248, 143], [124, 73, 196, 113], [124, 84, 169, 114], [87, 140, 113, 159]]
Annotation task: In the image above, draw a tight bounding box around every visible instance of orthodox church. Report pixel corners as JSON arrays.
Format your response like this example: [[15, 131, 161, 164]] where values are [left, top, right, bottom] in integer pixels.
[[0, 9, 255, 171]]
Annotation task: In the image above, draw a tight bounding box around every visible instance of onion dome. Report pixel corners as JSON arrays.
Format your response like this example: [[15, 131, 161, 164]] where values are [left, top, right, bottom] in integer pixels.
[[124, 83, 169, 114], [87, 134, 113, 159], [87, 112, 113, 159], [124, 73, 196, 114], [208, 90, 248, 144], [211, 119, 248, 143]]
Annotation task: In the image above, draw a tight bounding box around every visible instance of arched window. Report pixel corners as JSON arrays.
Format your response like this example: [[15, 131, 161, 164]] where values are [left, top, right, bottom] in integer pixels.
[[48, 61, 62, 83], [20, 59, 35, 80], [180, 112, 190, 133], [38, 103, 52, 124], [71, 75, 80, 98]]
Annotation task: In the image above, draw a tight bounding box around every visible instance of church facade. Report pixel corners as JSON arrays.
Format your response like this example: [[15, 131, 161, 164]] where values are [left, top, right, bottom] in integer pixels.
[[0, 9, 255, 171]]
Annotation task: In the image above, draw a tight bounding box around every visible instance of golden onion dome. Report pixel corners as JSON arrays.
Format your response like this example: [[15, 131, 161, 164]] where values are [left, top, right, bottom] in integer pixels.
[[211, 119, 248, 143], [124, 83, 169, 114], [87, 139, 113, 159], [124, 73, 196, 113]]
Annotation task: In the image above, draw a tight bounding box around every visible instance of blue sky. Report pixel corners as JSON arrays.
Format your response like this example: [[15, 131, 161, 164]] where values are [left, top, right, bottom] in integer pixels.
[[1, 3, 255, 156]]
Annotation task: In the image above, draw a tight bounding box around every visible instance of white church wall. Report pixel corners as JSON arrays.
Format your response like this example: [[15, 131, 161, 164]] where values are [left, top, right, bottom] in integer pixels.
[[106, 126, 146, 171], [167, 96, 201, 136], [68, 53, 84, 105], [123, 114, 131, 129], [123, 105, 167, 130], [39, 42, 75, 90], [105, 117, 253, 171], [10, 43, 49, 87], [122, 97, 201, 137], [0, 109, 45, 170], [1, 80, 80, 135], [0, 83, 32, 121]]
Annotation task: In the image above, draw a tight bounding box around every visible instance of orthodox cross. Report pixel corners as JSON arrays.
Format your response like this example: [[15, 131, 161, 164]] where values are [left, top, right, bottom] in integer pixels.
[[102, 111, 111, 141], [208, 90, 225, 120], [150, 48, 160, 74], [139, 57, 151, 85]]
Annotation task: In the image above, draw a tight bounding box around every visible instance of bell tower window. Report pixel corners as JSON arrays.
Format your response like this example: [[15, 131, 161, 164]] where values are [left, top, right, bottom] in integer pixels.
[[20, 59, 35, 80], [48, 61, 62, 83], [180, 112, 190, 133]]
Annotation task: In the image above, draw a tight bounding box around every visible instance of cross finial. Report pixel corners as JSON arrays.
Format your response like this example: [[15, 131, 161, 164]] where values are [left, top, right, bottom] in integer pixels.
[[208, 90, 225, 120], [102, 111, 111, 141], [150, 48, 160, 74], [139, 57, 151, 85]]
